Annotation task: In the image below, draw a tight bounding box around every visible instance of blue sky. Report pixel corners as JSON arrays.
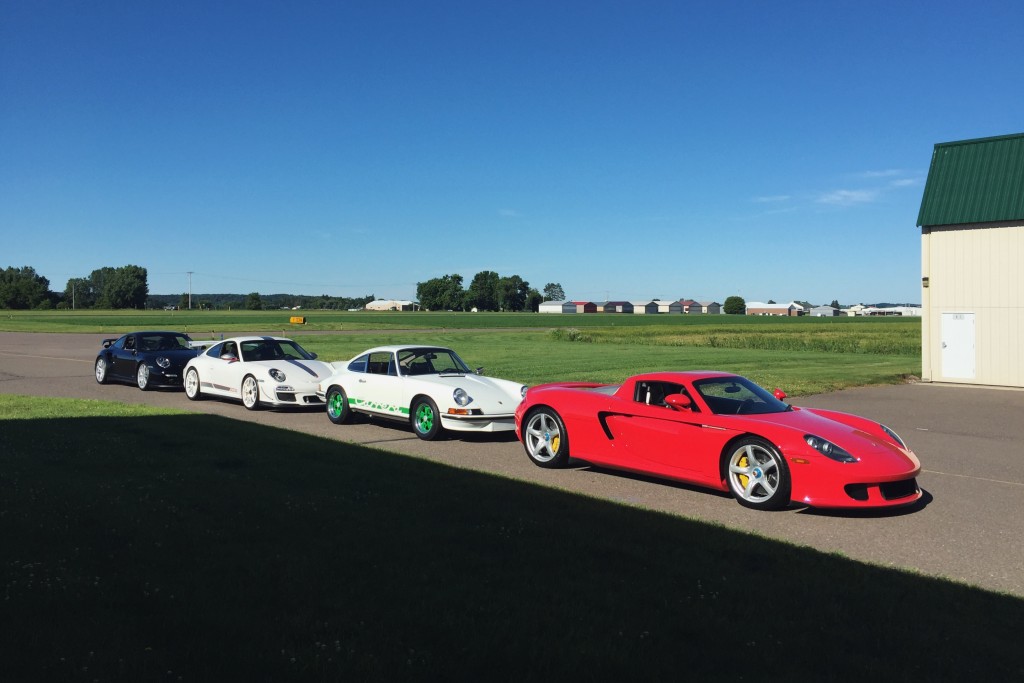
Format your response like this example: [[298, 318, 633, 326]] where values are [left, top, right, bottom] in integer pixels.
[[2, 1, 1022, 305]]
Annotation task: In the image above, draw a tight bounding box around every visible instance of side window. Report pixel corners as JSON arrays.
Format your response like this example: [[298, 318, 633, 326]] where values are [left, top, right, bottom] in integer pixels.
[[634, 381, 687, 408], [112, 336, 127, 350], [348, 354, 369, 373], [367, 352, 394, 376], [206, 342, 225, 358], [124, 336, 136, 351]]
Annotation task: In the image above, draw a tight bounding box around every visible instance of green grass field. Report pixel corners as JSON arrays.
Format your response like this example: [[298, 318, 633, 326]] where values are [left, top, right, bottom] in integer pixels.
[[0, 309, 922, 395], [2, 395, 1021, 681]]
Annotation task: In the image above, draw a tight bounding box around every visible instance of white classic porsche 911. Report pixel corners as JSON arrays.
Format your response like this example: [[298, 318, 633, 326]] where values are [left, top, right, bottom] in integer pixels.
[[316, 345, 528, 440], [183, 336, 333, 410]]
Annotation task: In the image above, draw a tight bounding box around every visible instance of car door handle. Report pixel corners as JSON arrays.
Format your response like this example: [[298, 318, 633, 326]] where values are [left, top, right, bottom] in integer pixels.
[[358, 379, 366, 383]]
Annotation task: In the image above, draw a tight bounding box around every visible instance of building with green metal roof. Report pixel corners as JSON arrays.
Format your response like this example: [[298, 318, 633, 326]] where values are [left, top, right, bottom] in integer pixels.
[[918, 132, 1024, 388]]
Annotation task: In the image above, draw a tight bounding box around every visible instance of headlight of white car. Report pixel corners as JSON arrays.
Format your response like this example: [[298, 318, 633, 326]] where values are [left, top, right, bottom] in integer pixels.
[[156, 357, 170, 369], [269, 368, 286, 382], [453, 388, 473, 406]]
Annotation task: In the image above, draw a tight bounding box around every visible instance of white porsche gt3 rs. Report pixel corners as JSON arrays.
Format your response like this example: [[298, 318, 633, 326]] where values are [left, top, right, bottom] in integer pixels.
[[183, 336, 332, 410], [316, 345, 527, 440]]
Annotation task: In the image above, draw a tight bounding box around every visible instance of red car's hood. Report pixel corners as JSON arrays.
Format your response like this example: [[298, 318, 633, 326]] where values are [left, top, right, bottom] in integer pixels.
[[734, 407, 918, 468]]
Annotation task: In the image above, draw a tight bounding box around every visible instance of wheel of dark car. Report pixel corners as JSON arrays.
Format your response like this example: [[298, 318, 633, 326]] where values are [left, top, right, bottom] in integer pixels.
[[241, 375, 261, 411], [725, 437, 791, 510], [136, 363, 151, 391], [326, 386, 352, 425], [411, 396, 442, 440], [523, 407, 570, 468], [184, 367, 202, 401], [95, 357, 108, 384]]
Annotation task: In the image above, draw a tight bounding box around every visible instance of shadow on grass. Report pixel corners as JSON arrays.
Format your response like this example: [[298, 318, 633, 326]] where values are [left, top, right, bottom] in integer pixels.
[[1, 412, 1020, 682]]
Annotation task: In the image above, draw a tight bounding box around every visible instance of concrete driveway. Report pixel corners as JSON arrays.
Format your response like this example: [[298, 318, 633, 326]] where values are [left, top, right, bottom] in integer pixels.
[[2, 332, 1022, 597]]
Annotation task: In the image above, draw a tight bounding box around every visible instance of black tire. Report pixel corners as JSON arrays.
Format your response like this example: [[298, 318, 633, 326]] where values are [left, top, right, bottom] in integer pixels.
[[522, 407, 570, 468], [136, 363, 151, 391], [184, 367, 202, 401], [724, 437, 791, 510], [326, 386, 352, 425], [94, 357, 108, 385], [241, 375, 261, 411], [411, 396, 442, 441]]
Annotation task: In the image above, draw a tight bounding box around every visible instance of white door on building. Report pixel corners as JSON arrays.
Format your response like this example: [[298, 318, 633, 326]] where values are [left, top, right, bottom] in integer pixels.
[[941, 312, 975, 379]]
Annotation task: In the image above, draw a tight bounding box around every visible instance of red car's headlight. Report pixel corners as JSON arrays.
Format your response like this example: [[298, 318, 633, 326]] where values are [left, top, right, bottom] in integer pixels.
[[804, 435, 857, 463]]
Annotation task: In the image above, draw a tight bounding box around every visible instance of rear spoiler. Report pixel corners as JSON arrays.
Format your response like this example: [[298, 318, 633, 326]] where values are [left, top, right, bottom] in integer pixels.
[[188, 340, 216, 351]]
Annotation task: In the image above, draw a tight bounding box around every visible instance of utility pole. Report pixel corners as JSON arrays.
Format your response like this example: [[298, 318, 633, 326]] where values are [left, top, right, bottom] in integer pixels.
[[187, 271, 193, 310]]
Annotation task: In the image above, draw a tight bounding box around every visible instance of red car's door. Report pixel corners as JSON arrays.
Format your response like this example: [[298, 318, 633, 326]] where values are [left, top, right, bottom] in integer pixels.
[[602, 381, 740, 484]]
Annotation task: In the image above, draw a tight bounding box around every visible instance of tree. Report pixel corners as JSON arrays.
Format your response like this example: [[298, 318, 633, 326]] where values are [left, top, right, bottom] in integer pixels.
[[830, 299, 841, 309], [723, 295, 746, 315], [85, 265, 148, 309], [245, 292, 263, 310], [543, 282, 565, 301], [0, 266, 51, 309], [417, 274, 465, 311], [62, 277, 95, 309], [465, 271, 500, 311], [526, 288, 543, 312], [497, 275, 530, 311]]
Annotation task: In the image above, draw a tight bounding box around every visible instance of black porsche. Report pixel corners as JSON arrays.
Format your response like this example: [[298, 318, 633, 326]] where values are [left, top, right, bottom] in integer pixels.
[[94, 330, 199, 391]]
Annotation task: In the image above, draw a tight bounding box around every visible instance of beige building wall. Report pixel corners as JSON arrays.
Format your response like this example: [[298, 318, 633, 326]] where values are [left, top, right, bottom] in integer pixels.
[[921, 221, 1024, 387]]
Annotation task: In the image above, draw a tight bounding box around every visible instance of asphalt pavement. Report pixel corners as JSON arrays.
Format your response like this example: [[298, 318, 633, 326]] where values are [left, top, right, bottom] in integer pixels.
[[2, 331, 1022, 597]]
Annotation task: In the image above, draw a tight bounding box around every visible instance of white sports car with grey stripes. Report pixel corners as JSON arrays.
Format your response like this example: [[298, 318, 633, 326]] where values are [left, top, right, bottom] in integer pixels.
[[183, 336, 332, 410]]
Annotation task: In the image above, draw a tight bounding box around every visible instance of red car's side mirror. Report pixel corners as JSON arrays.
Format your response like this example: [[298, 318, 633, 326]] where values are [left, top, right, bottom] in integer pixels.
[[665, 394, 693, 411], [773, 388, 788, 401]]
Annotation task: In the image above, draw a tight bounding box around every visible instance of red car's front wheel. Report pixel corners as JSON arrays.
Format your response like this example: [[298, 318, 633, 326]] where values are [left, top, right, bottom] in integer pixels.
[[522, 408, 570, 468], [725, 437, 791, 510]]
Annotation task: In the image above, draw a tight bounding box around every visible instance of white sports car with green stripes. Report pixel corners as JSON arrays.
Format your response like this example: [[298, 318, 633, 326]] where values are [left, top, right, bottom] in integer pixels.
[[316, 345, 528, 440]]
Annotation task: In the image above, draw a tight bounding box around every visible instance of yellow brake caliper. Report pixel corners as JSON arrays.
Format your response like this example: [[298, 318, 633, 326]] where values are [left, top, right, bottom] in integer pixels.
[[737, 454, 750, 488]]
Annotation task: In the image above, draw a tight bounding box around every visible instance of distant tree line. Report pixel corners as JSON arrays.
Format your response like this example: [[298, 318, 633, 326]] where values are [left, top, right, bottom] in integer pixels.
[[1, 264, 148, 309], [416, 273, 566, 312], [0, 264, 377, 311], [146, 292, 377, 311]]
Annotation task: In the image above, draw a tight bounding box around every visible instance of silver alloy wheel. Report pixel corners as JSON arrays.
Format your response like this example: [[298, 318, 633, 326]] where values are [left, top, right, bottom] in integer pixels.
[[136, 364, 150, 390], [95, 358, 107, 384], [184, 368, 200, 400], [727, 441, 783, 507], [524, 410, 565, 465], [242, 375, 260, 410]]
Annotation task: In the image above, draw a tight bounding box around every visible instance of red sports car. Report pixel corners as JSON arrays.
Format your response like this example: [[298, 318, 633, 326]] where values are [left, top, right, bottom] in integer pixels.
[[514, 371, 921, 511]]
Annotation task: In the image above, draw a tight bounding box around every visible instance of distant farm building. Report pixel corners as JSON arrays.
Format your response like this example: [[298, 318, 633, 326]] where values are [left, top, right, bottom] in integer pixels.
[[573, 301, 598, 313], [680, 299, 701, 314], [631, 301, 660, 314], [657, 300, 683, 314], [918, 132, 1024, 387], [698, 301, 722, 315], [745, 301, 804, 316], [602, 301, 634, 313], [810, 306, 840, 317], [366, 299, 416, 311], [539, 300, 576, 314]]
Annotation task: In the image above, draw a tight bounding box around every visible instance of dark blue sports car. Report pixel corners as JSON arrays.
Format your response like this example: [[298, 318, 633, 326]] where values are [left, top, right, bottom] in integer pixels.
[[94, 331, 199, 391]]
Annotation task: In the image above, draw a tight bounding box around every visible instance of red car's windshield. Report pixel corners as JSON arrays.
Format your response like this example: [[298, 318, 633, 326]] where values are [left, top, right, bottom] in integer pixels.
[[692, 377, 790, 415]]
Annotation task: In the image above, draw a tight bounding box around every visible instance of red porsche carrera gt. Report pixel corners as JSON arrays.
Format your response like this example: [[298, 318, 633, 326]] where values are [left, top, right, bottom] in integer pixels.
[[514, 371, 921, 511]]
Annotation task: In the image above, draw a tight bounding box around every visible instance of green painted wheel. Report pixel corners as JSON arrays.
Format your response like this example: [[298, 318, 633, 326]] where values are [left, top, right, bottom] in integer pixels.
[[411, 397, 442, 441], [326, 386, 351, 425]]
